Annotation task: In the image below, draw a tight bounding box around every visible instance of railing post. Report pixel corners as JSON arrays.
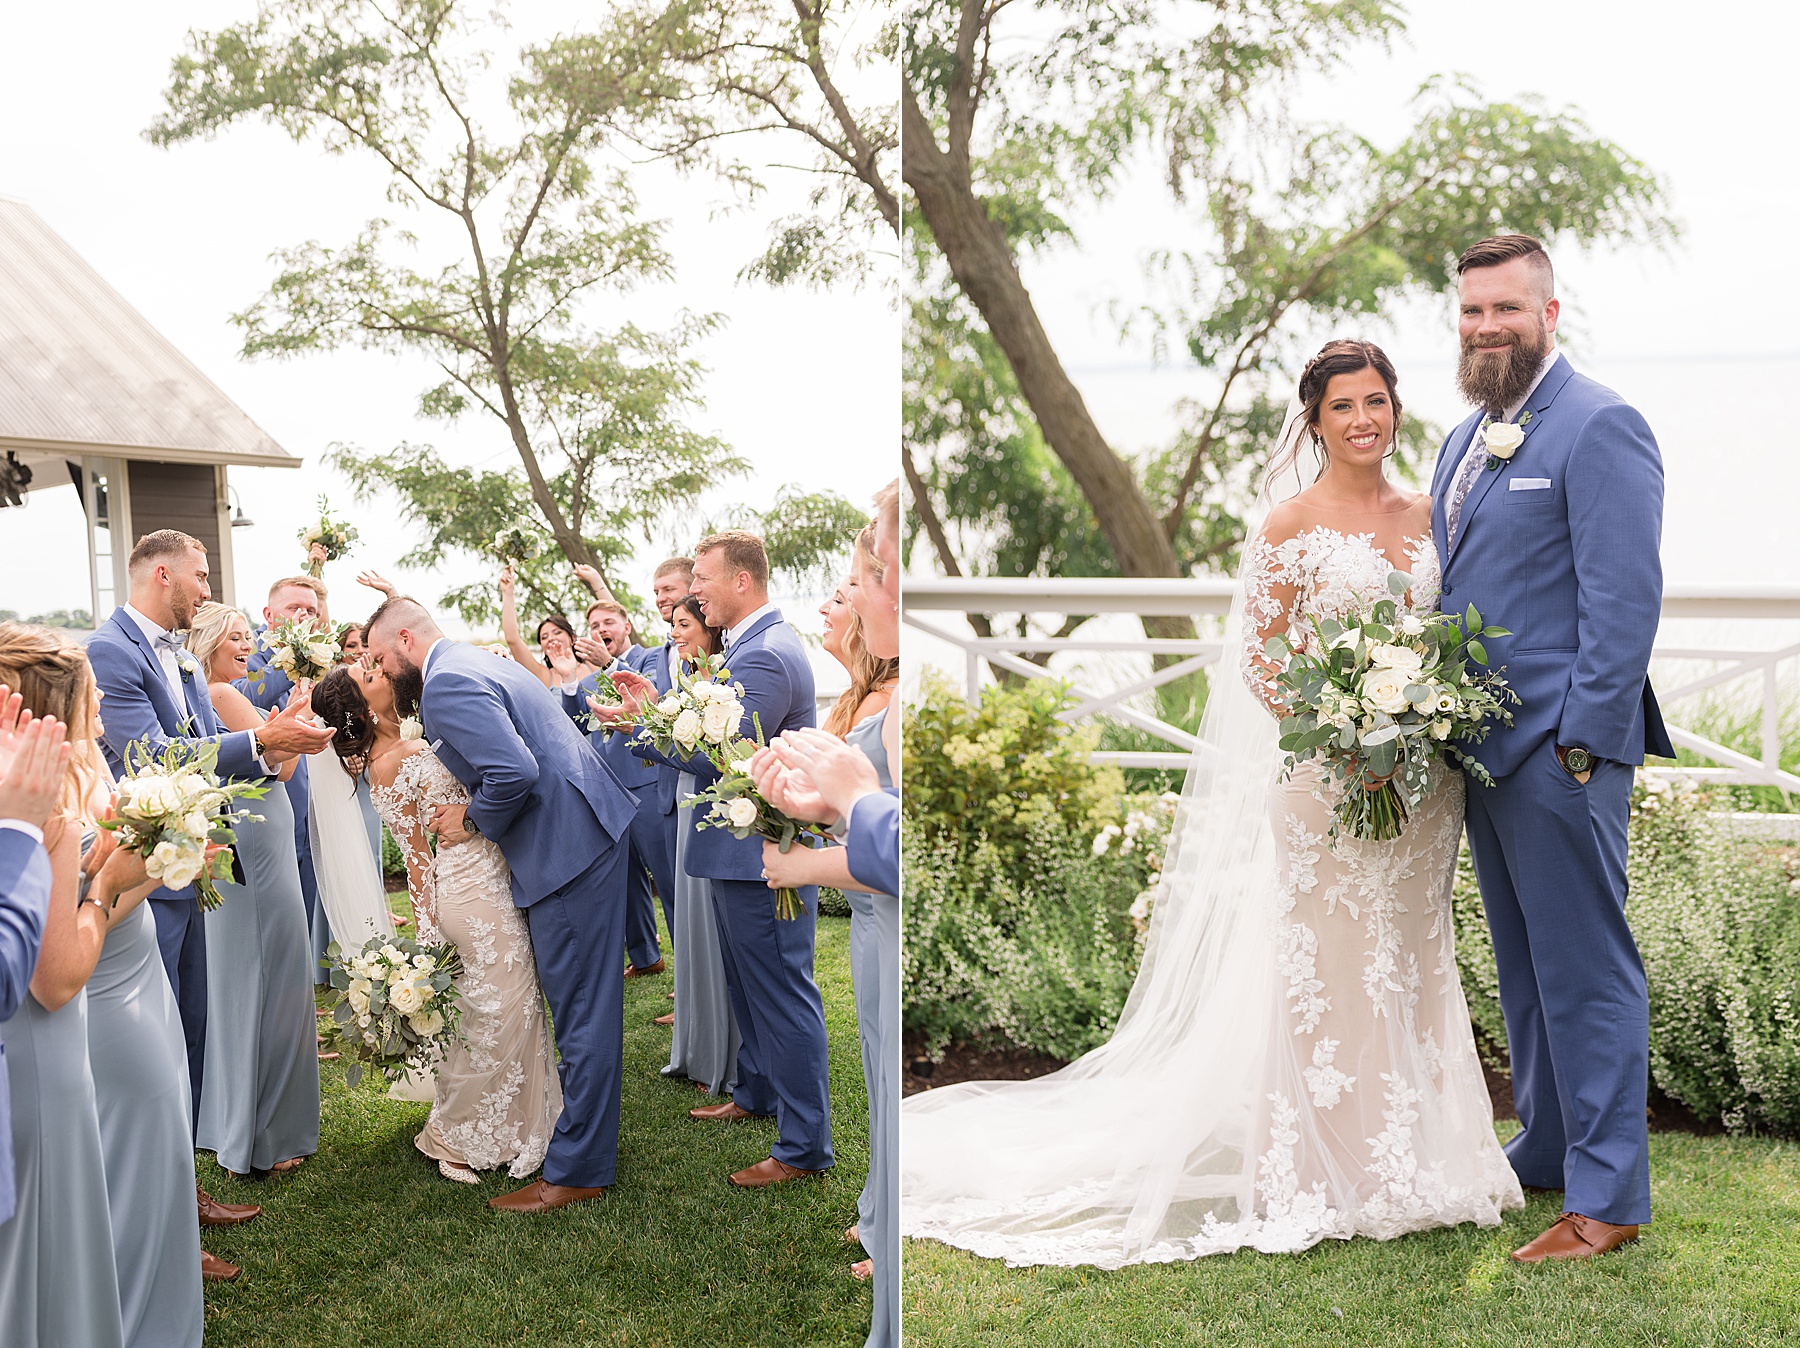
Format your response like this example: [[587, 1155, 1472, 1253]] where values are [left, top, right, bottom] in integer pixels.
[[1766, 663, 1782, 771], [966, 649, 982, 706]]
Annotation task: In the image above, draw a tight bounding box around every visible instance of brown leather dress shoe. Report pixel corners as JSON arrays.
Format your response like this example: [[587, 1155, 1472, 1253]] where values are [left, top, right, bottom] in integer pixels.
[[1511, 1212, 1640, 1263], [201, 1250, 240, 1282], [689, 1100, 770, 1122], [198, 1187, 261, 1227], [623, 958, 666, 978], [728, 1156, 826, 1188], [487, 1179, 607, 1213]]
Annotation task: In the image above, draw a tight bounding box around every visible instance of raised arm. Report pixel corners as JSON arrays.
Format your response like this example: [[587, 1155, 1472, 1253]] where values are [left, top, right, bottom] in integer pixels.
[[499, 568, 555, 689], [1561, 402, 1665, 761]]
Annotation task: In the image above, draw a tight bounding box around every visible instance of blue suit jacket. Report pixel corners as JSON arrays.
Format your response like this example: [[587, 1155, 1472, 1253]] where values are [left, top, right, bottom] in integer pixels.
[[87, 608, 272, 903], [639, 610, 817, 882], [420, 640, 638, 905], [846, 789, 899, 897], [0, 826, 51, 1225], [1431, 354, 1675, 778]]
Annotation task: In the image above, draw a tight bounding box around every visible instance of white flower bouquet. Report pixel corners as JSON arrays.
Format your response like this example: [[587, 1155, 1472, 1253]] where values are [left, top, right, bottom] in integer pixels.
[[1264, 571, 1518, 842], [98, 742, 267, 910], [260, 614, 339, 687], [490, 525, 546, 565], [688, 746, 833, 920], [298, 496, 359, 578], [627, 653, 747, 759], [319, 934, 464, 1087]]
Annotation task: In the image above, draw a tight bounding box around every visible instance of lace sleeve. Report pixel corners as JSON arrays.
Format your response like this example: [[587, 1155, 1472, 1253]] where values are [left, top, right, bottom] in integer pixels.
[[1239, 529, 1305, 717], [387, 764, 436, 935]]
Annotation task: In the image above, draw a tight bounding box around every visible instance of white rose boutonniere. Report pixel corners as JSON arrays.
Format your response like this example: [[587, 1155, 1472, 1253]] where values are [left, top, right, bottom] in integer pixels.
[[1481, 411, 1531, 470], [399, 716, 424, 742]]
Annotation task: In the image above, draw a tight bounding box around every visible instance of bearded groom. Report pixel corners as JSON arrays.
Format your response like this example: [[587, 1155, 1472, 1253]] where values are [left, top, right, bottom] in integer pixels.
[[1431, 234, 1674, 1263]]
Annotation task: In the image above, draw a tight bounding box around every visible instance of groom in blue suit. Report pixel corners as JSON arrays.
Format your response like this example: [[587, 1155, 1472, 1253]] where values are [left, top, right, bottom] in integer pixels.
[[615, 532, 833, 1188], [1430, 236, 1674, 1264], [364, 596, 638, 1211]]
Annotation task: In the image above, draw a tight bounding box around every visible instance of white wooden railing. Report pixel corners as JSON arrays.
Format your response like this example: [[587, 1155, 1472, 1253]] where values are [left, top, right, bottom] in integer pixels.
[[904, 579, 1800, 810]]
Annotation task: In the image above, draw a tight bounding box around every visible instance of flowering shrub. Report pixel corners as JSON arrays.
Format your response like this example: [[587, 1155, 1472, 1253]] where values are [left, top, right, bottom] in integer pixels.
[[1092, 791, 1183, 939]]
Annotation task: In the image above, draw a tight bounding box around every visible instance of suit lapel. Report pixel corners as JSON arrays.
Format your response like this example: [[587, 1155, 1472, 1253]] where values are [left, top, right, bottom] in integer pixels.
[[113, 610, 193, 735], [730, 609, 783, 656]]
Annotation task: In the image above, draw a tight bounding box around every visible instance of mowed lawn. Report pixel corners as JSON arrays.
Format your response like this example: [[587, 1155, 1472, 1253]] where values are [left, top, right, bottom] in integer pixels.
[[197, 909, 873, 1348], [903, 1122, 1800, 1346]]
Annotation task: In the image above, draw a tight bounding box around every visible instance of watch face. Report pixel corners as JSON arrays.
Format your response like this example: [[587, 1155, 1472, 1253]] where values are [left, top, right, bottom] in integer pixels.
[[1566, 749, 1593, 773]]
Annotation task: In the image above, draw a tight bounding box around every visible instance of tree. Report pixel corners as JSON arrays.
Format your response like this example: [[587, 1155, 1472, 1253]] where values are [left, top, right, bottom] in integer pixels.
[[904, 4, 1675, 607], [147, 0, 744, 601]]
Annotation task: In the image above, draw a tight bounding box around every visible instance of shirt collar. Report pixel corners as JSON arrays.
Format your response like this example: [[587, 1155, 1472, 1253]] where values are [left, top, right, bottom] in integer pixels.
[[123, 602, 174, 646], [1501, 346, 1560, 424], [423, 636, 449, 678], [724, 602, 778, 649]]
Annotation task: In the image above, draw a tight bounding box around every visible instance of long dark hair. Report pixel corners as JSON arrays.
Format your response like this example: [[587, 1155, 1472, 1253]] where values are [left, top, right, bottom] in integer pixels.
[[1265, 339, 1404, 497], [311, 665, 376, 780], [675, 595, 722, 662], [536, 614, 577, 649]]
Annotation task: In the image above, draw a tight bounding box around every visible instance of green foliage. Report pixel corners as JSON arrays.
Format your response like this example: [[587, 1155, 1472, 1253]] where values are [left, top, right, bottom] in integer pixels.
[[904, 671, 1124, 864], [709, 485, 872, 589], [0, 608, 94, 630]]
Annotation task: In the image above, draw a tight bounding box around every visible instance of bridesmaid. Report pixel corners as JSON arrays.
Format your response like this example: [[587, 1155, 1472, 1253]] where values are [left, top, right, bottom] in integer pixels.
[[760, 524, 900, 1344], [191, 602, 321, 1178], [498, 567, 601, 692], [660, 596, 742, 1097]]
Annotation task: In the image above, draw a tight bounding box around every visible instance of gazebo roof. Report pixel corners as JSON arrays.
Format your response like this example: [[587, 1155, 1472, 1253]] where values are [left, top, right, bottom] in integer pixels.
[[0, 198, 298, 484]]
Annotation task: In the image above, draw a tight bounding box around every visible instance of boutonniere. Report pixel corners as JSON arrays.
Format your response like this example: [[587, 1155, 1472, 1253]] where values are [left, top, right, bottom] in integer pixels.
[[178, 653, 200, 682], [1481, 410, 1532, 471]]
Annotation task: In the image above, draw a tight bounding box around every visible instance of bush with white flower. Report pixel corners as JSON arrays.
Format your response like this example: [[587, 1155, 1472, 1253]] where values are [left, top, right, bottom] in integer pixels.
[[259, 613, 340, 687], [1091, 791, 1184, 938], [99, 742, 267, 910], [298, 495, 359, 578], [1264, 570, 1518, 841], [319, 933, 464, 1087]]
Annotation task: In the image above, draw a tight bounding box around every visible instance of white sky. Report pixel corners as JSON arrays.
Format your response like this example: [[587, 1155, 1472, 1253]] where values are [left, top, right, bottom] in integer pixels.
[[0, 0, 899, 641]]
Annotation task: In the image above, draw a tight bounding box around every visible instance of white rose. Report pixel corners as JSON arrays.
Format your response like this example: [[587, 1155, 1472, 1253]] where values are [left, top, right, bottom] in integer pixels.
[[1361, 669, 1411, 716], [380, 944, 404, 966], [357, 1013, 372, 1029], [1398, 613, 1426, 637], [308, 640, 336, 666], [411, 954, 436, 973], [408, 1009, 444, 1038], [726, 797, 759, 830], [182, 809, 211, 840], [1329, 627, 1361, 651], [1430, 719, 1452, 740], [1482, 421, 1524, 457], [701, 701, 736, 744], [389, 979, 426, 1015], [672, 709, 703, 751], [347, 980, 371, 1015], [147, 838, 182, 878], [690, 679, 717, 700], [399, 717, 424, 741], [1368, 643, 1424, 677], [656, 694, 684, 718], [161, 849, 205, 889]]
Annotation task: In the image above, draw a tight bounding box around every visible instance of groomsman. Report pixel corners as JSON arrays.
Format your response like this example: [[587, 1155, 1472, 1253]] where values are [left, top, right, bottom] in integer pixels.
[[563, 593, 672, 976], [616, 532, 832, 1188], [85, 530, 336, 1240]]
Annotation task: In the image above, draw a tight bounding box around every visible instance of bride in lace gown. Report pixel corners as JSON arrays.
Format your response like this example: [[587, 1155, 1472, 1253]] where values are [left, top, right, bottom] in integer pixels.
[[902, 341, 1521, 1267], [312, 665, 562, 1183]]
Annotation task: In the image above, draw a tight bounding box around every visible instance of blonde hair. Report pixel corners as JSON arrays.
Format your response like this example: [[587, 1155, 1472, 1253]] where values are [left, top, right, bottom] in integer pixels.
[[854, 521, 883, 584], [0, 622, 108, 821], [823, 572, 899, 739], [189, 602, 251, 678], [267, 575, 328, 602]]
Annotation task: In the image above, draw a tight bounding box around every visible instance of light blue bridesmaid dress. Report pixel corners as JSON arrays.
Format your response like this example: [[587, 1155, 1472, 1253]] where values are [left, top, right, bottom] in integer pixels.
[[0, 837, 124, 1348], [197, 763, 320, 1175], [85, 834, 205, 1348], [663, 770, 741, 1096], [844, 708, 898, 1348]]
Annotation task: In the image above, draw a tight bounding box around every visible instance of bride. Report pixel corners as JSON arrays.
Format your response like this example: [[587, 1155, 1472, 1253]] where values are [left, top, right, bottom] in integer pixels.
[[902, 339, 1523, 1268], [310, 663, 562, 1183]]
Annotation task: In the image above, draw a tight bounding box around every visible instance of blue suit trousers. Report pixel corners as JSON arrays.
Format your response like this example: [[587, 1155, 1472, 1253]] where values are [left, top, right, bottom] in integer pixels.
[[148, 894, 206, 1136], [710, 878, 833, 1171], [524, 845, 629, 1188], [1463, 737, 1650, 1225]]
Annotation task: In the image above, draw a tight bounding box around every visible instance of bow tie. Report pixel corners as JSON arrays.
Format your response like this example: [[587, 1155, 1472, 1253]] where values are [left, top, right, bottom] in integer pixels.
[[155, 630, 188, 652]]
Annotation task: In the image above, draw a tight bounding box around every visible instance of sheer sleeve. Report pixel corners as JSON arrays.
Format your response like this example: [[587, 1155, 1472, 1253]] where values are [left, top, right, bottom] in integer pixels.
[[387, 765, 437, 940], [1239, 529, 1306, 717]]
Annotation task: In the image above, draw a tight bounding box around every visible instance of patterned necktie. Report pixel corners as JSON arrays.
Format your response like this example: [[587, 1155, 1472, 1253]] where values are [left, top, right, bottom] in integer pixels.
[[1443, 420, 1493, 548]]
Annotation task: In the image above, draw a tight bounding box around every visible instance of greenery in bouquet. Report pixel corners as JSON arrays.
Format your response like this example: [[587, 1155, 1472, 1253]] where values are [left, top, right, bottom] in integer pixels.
[[98, 742, 267, 910], [258, 613, 340, 686], [576, 666, 623, 736], [1265, 571, 1517, 842], [626, 653, 745, 760], [690, 743, 833, 920], [298, 495, 359, 577], [319, 933, 464, 1087], [490, 524, 547, 565]]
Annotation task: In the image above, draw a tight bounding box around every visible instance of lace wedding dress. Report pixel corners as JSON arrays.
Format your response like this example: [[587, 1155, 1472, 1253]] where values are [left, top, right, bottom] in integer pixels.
[[901, 524, 1522, 1268], [372, 748, 562, 1177]]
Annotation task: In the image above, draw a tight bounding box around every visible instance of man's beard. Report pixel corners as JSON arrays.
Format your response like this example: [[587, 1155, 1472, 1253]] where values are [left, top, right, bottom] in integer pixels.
[[1456, 323, 1549, 415], [170, 582, 203, 631], [388, 658, 424, 718]]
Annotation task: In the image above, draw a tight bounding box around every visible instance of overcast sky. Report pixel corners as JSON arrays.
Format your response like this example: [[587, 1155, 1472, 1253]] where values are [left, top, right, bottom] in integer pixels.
[[0, 0, 898, 637]]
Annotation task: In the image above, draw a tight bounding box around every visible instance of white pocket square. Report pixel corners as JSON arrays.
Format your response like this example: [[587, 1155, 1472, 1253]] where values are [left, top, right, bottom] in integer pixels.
[[1509, 478, 1552, 491]]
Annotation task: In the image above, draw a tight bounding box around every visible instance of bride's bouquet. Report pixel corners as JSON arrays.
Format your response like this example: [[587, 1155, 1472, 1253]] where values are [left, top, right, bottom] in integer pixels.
[[99, 742, 266, 910], [259, 614, 339, 686], [1265, 571, 1518, 842], [319, 934, 464, 1088], [298, 496, 359, 578]]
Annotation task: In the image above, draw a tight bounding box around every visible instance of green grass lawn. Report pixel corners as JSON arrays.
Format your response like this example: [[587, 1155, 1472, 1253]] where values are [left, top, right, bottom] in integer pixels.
[[197, 908, 873, 1348], [903, 1122, 1800, 1346]]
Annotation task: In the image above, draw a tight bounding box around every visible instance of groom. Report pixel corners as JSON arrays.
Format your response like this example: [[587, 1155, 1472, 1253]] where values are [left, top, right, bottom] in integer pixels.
[[364, 597, 639, 1210], [1431, 234, 1674, 1263]]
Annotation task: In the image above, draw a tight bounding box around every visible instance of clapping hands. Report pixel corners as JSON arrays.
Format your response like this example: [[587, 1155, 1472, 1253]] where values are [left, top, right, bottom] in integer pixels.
[[0, 687, 70, 829], [748, 728, 883, 826], [609, 669, 659, 718]]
